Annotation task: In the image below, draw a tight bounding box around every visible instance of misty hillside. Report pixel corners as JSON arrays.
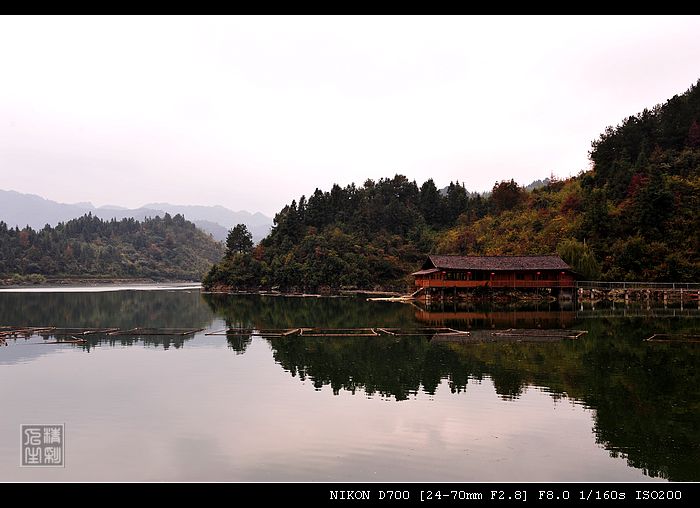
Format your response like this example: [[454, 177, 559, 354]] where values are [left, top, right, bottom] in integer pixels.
[[144, 203, 273, 242], [0, 190, 272, 243]]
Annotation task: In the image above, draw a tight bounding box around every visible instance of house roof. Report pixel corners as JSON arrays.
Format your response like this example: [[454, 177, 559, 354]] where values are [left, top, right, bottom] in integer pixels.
[[423, 255, 572, 272]]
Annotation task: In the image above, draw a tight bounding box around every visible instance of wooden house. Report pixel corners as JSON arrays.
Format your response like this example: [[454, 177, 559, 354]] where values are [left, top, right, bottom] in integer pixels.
[[412, 255, 576, 290]]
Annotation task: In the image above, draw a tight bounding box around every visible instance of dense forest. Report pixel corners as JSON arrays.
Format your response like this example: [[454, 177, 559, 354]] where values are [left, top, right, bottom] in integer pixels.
[[205, 80, 700, 291], [0, 213, 223, 283]]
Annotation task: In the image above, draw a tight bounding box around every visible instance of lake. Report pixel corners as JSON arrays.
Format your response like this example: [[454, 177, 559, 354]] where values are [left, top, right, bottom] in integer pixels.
[[1, 288, 699, 481]]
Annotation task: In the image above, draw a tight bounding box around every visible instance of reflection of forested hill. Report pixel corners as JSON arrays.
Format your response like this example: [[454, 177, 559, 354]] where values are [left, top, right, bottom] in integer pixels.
[[204, 294, 700, 481], [270, 335, 467, 399], [0, 290, 214, 329], [0, 290, 216, 352], [270, 320, 699, 480], [203, 293, 417, 329]]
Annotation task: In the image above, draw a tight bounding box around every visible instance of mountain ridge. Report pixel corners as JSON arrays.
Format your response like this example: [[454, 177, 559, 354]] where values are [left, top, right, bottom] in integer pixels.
[[0, 190, 272, 243]]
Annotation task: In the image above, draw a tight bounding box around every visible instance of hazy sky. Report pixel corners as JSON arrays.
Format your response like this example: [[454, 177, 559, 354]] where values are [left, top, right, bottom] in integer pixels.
[[1, 15, 699, 216]]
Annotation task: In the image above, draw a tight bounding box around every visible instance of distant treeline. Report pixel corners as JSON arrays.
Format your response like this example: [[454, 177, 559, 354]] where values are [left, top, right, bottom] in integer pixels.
[[0, 213, 224, 282], [205, 79, 700, 291]]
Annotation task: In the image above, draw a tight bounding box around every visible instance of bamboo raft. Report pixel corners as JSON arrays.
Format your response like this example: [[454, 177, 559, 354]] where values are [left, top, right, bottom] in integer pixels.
[[0, 326, 57, 338], [205, 326, 469, 338], [41, 337, 89, 345], [205, 327, 587, 342], [645, 334, 700, 343], [435, 328, 588, 344], [492, 328, 587, 339], [0, 325, 588, 346], [106, 327, 205, 336], [0, 326, 204, 344]]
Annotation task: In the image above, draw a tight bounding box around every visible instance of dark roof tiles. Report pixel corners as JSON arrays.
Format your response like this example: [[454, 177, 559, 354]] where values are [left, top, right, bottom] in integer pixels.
[[425, 255, 572, 271]]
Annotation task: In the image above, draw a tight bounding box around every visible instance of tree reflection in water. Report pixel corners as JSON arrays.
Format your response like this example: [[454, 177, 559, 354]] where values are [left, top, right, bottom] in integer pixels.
[[204, 293, 700, 481]]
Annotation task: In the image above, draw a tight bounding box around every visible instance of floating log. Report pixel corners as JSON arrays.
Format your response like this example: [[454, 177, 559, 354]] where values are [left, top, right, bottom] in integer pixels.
[[430, 332, 475, 343], [108, 327, 204, 336], [0, 326, 56, 338], [0, 324, 587, 345], [48, 328, 120, 336], [206, 328, 294, 337], [207, 326, 470, 338], [40, 336, 89, 345], [0, 325, 204, 340], [431, 329, 586, 343], [491, 328, 587, 339], [645, 334, 700, 343], [377, 327, 463, 336], [299, 328, 379, 337]]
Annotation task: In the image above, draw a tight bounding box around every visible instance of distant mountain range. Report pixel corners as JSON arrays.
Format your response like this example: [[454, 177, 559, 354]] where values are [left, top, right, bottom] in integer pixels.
[[0, 190, 273, 243]]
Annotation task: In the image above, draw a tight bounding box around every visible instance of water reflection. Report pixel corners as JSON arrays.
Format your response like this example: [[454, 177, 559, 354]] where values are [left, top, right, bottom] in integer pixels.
[[0, 290, 212, 352], [414, 304, 576, 329], [202, 295, 700, 481], [1, 291, 699, 481], [202, 293, 419, 329], [226, 332, 252, 355], [0, 290, 212, 329]]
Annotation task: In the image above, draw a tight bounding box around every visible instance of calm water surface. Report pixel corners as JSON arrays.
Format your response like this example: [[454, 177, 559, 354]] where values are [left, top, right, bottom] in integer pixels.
[[1, 289, 699, 481]]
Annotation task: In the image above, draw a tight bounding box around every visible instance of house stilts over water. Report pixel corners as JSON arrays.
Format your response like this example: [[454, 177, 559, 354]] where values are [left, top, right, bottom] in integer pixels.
[[412, 255, 577, 300]]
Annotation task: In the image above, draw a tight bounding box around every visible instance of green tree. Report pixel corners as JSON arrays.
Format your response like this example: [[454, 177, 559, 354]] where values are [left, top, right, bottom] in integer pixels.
[[445, 181, 469, 224], [688, 119, 700, 147], [419, 179, 443, 227], [491, 179, 525, 212], [557, 239, 601, 280], [226, 224, 254, 256]]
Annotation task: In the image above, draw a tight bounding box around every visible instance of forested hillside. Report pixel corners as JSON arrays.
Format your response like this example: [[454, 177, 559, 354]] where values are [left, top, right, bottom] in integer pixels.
[[435, 79, 700, 281], [1, 213, 224, 283], [204, 79, 700, 291]]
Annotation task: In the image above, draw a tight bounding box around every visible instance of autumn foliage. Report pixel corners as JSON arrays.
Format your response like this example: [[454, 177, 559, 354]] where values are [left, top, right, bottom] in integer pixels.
[[204, 80, 700, 290]]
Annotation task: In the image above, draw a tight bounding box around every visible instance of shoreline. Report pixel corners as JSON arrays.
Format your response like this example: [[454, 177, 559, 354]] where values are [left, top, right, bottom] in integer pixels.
[[0, 277, 200, 288], [201, 285, 562, 303], [201, 288, 403, 298], [0, 279, 202, 292]]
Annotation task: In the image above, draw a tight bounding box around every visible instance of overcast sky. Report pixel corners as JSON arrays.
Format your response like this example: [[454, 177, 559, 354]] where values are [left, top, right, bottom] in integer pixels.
[[1, 15, 699, 216]]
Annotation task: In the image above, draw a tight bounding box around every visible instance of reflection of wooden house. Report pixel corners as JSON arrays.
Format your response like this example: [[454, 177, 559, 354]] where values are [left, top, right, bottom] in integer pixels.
[[414, 309, 576, 329], [413, 255, 576, 290]]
